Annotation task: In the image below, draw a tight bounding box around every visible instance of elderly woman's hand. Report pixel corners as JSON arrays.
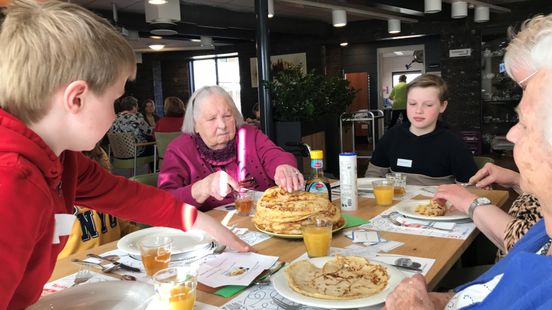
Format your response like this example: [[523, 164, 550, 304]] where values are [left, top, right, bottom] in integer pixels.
[[433, 184, 478, 214], [191, 171, 240, 203], [274, 164, 305, 192], [383, 274, 435, 310], [469, 163, 520, 189]]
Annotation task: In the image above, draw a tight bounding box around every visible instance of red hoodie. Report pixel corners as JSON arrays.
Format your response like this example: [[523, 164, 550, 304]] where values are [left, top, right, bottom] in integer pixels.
[[0, 108, 197, 309]]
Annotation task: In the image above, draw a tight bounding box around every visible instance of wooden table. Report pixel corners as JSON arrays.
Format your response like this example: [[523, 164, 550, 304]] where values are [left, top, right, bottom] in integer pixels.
[[50, 188, 508, 307]]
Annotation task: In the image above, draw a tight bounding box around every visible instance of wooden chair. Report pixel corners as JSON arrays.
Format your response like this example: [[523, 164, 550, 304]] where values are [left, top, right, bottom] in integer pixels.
[[473, 156, 495, 170], [154, 131, 181, 170], [107, 132, 157, 177]]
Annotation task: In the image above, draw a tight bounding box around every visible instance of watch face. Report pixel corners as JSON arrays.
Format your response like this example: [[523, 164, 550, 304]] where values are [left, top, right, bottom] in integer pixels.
[[477, 197, 491, 205]]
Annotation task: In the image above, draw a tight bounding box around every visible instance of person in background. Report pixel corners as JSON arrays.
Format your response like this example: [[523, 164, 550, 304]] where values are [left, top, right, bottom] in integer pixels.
[[140, 98, 159, 128], [155, 96, 186, 132], [158, 86, 304, 211], [109, 96, 154, 156], [0, 1, 250, 308], [365, 74, 477, 185], [57, 143, 138, 259], [245, 102, 261, 128], [388, 74, 409, 128], [384, 14, 552, 310]]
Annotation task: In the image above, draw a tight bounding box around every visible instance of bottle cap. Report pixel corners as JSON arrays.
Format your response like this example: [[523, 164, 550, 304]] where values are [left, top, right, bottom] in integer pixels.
[[310, 150, 323, 160]]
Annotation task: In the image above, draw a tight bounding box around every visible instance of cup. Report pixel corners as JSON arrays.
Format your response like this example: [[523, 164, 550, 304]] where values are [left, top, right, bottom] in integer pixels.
[[372, 180, 395, 207], [139, 236, 172, 277], [153, 265, 198, 310], [233, 189, 255, 216], [301, 217, 332, 258], [386, 173, 407, 197]]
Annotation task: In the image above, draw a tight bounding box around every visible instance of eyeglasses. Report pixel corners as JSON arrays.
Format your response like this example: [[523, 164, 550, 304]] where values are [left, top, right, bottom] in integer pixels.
[[517, 71, 538, 90]]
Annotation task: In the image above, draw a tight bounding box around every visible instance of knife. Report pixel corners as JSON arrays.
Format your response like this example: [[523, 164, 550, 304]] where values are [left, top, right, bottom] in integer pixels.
[[87, 253, 141, 272], [389, 263, 423, 272]]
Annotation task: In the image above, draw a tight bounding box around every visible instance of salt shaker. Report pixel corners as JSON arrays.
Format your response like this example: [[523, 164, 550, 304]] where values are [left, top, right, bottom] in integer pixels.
[[339, 152, 358, 211]]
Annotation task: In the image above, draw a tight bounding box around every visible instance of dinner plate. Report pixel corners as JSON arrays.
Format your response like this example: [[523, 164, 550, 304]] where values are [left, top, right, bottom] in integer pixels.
[[254, 217, 347, 239], [271, 256, 405, 309], [332, 177, 385, 191], [394, 199, 469, 221], [117, 227, 213, 257], [28, 281, 154, 310]]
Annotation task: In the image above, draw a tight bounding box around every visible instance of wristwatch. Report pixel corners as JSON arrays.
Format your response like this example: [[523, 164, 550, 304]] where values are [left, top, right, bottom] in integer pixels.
[[468, 197, 491, 219]]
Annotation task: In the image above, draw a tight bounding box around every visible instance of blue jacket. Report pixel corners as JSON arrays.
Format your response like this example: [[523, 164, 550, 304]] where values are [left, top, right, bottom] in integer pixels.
[[456, 220, 552, 309]]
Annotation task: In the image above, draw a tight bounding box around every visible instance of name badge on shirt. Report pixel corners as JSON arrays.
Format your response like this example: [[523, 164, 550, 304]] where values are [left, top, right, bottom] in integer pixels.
[[397, 158, 412, 168], [52, 214, 76, 244]]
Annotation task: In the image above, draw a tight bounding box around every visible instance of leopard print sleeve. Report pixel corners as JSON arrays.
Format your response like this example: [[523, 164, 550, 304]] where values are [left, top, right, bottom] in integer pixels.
[[501, 193, 543, 256]]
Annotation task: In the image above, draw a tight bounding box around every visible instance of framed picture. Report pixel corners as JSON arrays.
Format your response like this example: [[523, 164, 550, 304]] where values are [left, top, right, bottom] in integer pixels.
[[250, 52, 307, 88]]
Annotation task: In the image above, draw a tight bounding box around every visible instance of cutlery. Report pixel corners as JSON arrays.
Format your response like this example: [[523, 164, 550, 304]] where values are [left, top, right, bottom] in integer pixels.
[[271, 296, 305, 310], [252, 261, 285, 285], [389, 263, 423, 272], [87, 253, 141, 272], [382, 212, 453, 232], [71, 258, 119, 273]]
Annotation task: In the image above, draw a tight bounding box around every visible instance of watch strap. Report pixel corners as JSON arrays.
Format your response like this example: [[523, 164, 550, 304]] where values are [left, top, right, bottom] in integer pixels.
[[468, 197, 491, 219]]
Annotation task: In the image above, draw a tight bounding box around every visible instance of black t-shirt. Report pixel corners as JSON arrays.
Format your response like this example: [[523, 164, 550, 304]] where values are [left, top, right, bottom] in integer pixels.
[[370, 123, 477, 182]]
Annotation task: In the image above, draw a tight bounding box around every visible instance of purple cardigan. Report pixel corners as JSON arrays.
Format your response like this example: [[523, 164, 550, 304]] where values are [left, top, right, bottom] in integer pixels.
[[158, 125, 297, 211]]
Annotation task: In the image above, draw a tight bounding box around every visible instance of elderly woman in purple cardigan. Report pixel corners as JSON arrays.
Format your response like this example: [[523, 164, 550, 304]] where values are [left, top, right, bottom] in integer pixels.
[[158, 86, 304, 211]]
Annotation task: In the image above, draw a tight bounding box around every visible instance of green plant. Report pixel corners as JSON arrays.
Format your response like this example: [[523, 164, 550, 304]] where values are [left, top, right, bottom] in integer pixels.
[[263, 66, 357, 121]]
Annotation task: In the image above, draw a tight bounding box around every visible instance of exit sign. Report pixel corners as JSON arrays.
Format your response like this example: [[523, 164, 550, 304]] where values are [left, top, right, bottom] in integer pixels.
[[449, 48, 472, 57]]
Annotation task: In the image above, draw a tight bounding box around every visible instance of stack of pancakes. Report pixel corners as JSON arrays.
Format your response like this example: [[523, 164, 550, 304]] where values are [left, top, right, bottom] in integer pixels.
[[253, 187, 342, 235], [286, 255, 389, 299]]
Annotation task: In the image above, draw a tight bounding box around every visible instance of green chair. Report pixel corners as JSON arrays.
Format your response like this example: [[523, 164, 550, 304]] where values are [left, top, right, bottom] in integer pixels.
[[129, 172, 159, 187], [473, 156, 495, 170], [155, 131, 181, 170], [107, 132, 156, 177]]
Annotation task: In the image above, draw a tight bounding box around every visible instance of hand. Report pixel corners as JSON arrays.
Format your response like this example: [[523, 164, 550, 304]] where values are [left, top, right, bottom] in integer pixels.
[[469, 163, 520, 189], [274, 164, 305, 193], [192, 212, 254, 252], [191, 171, 240, 203], [433, 184, 478, 214], [383, 274, 435, 310]]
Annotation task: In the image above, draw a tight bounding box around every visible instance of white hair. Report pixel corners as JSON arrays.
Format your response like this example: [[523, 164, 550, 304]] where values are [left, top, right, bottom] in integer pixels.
[[181, 85, 244, 134]]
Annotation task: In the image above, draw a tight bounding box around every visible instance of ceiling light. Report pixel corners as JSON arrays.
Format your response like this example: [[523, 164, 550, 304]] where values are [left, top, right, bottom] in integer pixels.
[[388, 19, 401, 34], [332, 9, 347, 27], [393, 51, 405, 56], [268, 0, 274, 18], [451, 1, 467, 19], [148, 0, 167, 4], [424, 0, 441, 14], [148, 44, 165, 50], [340, 42, 348, 47], [190, 38, 201, 42], [149, 35, 162, 39], [474, 5, 490, 23]]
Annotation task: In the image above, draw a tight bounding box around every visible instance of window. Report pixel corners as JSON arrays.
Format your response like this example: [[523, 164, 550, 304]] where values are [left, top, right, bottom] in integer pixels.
[[191, 53, 241, 112], [392, 71, 422, 87]]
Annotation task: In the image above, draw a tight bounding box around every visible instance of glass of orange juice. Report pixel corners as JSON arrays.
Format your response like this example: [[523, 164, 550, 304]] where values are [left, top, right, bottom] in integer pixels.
[[139, 236, 172, 277], [386, 173, 407, 197], [233, 189, 255, 216], [153, 265, 197, 310], [301, 217, 332, 258], [372, 180, 395, 206]]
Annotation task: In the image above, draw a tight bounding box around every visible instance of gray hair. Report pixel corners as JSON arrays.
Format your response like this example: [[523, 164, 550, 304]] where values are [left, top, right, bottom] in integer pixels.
[[181, 85, 244, 134]]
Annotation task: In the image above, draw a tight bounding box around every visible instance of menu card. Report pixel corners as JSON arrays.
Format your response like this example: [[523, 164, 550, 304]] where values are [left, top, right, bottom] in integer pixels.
[[198, 252, 278, 287]]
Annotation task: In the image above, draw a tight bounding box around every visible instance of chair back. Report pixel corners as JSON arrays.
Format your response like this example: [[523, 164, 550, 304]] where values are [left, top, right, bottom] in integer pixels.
[[473, 156, 495, 170], [155, 132, 181, 159], [107, 132, 136, 159], [129, 173, 158, 187]]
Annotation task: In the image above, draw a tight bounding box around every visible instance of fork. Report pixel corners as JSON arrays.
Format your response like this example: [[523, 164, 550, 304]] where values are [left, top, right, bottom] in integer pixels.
[[271, 296, 305, 310], [71, 269, 93, 287], [382, 212, 452, 232]]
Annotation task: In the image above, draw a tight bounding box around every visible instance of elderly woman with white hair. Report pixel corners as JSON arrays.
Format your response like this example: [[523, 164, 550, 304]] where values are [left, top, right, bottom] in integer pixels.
[[158, 86, 303, 211], [384, 14, 552, 309]]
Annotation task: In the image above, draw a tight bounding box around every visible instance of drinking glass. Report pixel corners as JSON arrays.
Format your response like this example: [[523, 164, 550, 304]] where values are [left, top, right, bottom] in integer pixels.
[[301, 217, 332, 258], [153, 265, 198, 310], [386, 173, 407, 197], [372, 180, 395, 206], [233, 189, 255, 216], [139, 236, 172, 277]]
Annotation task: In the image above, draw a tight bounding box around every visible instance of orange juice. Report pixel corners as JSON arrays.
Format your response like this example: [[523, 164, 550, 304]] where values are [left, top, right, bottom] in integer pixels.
[[169, 285, 196, 310], [373, 185, 394, 206], [142, 248, 171, 277], [302, 226, 332, 257]]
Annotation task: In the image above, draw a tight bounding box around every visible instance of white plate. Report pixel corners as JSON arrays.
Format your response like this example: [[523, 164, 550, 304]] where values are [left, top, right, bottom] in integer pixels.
[[332, 177, 385, 191], [117, 227, 213, 257], [28, 281, 153, 310], [394, 199, 469, 221], [271, 256, 405, 309]]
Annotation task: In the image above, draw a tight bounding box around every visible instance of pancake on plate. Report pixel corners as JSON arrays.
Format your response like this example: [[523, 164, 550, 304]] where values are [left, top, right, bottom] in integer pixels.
[[285, 255, 389, 300], [253, 187, 341, 235], [415, 200, 446, 216]]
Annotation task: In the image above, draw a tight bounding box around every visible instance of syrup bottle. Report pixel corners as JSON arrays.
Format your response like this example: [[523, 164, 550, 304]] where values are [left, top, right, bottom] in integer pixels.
[[305, 150, 331, 201]]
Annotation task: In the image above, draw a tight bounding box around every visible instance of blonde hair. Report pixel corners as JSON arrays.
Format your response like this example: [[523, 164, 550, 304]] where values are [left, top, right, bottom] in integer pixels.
[[164, 96, 186, 117], [0, 0, 136, 124], [406, 74, 448, 103], [182, 86, 244, 134], [504, 14, 552, 79]]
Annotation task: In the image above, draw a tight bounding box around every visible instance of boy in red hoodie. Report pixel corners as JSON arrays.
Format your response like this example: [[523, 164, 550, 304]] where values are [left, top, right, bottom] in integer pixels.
[[0, 1, 251, 308]]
